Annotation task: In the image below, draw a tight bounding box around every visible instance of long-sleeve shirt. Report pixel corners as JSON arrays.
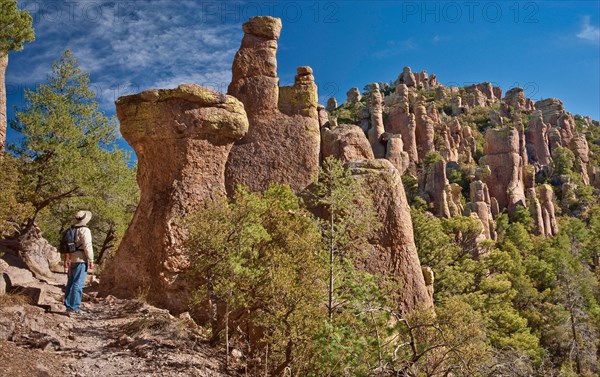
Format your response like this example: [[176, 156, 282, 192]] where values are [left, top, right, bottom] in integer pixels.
[[70, 226, 94, 264]]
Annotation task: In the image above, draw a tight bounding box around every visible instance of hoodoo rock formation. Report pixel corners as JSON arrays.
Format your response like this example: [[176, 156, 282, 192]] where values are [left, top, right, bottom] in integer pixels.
[[535, 98, 565, 126], [347, 160, 434, 313], [225, 16, 321, 194], [96, 16, 600, 324], [347, 87, 361, 102], [101, 17, 440, 317], [539, 184, 559, 237], [569, 135, 591, 185], [482, 127, 526, 215], [326, 97, 337, 112], [100, 85, 249, 313], [526, 110, 553, 168], [422, 159, 451, 218], [321, 124, 374, 162], [465, 167, 496, 240], [367, 83, 386, 158], [414, 102, 436, 161], [385, 134, 410, 175]]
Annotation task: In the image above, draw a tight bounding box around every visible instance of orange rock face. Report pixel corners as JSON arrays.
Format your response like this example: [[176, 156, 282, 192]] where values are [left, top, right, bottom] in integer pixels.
[[483, 128, 526, 216], [100, 85, 249, 313], [321, 124, 374, 163], [225, 16, 320, 194], [347, 159, 434, 314]]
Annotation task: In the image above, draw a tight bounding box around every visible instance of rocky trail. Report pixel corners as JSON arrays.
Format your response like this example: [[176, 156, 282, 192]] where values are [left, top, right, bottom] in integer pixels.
[[0, 268, 231, 377]]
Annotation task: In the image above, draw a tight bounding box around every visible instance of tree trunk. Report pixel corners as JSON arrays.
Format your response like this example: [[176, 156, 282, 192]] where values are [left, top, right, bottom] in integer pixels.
[[0, 53, 8, 155], [328, 207, 335, 322]]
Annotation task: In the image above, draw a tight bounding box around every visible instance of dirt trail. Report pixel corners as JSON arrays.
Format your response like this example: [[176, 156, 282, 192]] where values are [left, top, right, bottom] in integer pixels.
[[0, 273, 231, 377]]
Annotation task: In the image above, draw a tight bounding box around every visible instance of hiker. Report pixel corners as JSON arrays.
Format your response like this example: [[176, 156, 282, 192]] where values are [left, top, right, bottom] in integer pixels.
[[64, 210, 94, 315]]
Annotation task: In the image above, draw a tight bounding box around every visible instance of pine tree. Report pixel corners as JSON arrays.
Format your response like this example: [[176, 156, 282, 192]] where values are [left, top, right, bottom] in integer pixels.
[[9, 50, 137, 259], [0, 0, 35, 152]]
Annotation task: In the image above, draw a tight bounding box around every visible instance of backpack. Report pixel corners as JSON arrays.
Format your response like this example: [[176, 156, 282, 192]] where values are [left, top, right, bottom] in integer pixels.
[[59, 226, 83, 254]]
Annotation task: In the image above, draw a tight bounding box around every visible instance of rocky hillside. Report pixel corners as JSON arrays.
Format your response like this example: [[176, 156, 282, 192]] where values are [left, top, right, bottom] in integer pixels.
[[3, 14, 598, 376], [99, 15, 599, 318], [328, 67, 599, 241], [0, 259, 232, 376]]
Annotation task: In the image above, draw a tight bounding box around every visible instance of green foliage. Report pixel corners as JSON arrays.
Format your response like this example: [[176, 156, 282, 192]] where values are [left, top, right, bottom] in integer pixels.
[[328, 98, 366, 125], [309, 157, 395, 374], [8, 50, 138, 261], [512, 204, 535, 232], [552, 146, 576, 177], [184, 184, 326, 374], [0, 153, 33, 236], [458, 106, 493, 133], [0, 0, 35, 53]]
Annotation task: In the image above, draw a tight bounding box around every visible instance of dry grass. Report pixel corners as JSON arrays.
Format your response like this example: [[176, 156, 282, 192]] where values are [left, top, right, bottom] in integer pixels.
[[125, 315, 198, 341], [0, 292, 31, 307]]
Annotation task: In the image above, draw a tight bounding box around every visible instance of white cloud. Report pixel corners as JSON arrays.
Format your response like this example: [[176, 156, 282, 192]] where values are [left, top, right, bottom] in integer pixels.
[[576, 15, 600, 43], [372, 39, 418, 59], [11, 0, 243, 112]]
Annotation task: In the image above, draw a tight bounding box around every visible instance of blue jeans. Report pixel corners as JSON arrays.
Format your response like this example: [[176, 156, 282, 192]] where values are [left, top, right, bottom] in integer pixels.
[[64, 262, 87, 312]]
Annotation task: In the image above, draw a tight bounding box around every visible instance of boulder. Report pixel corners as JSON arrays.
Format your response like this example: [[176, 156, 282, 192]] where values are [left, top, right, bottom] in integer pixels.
[[464, 86, 487, 108], [228, 17, 281, 114], [557, 113, 575, 146], [464, 201, 494, 241], [318, 106, 329, 127], [326, 97, 337, 112], [504, 88, 527, 110], [447, 118, 475, 163], [347, 87, 361, 103], [438, 123, 459, 162], [464, 179, 496, 240], [451, 96, 463, 116], [428, 73, 439, 88], [435, 86, 448, 101], [0, 226, 62, 280], [398, 66, 417, 88], [226, 17, 321, 194], [446, 183, 464, 217], [492, 86, 503, 101], [100, 84, 249, 313], [422, 266, 434, 302], [474, 82, 496, 101], [535, 98, 565, 126], [548, 127, 563, 154], [414, 70, 429, 89], [561, 182, 577, 211], [385, 84, 417, 173], [321, 124, 374, 162], [347, 159, 433, 314], [489, 110, 503, 127]]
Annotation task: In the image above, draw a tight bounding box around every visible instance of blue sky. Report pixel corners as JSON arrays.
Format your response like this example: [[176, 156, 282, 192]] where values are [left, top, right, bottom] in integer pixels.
[[6, 0, 600, 145]]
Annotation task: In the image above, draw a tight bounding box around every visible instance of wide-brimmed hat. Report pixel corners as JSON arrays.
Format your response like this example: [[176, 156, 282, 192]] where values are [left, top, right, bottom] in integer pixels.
[[73, 210, 92, 226]]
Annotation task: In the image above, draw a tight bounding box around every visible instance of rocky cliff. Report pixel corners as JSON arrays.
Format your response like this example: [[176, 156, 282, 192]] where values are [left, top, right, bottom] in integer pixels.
[[101, 16, 599, 318], [100, 85, 248, 312], [328, 64, 598, 246], [224, 17, 320, 194]]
